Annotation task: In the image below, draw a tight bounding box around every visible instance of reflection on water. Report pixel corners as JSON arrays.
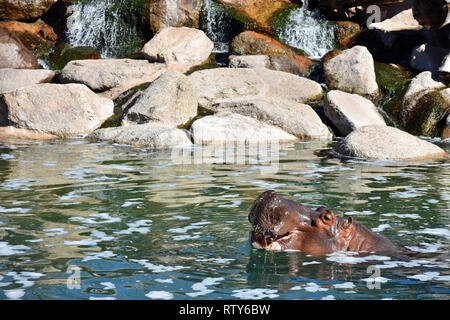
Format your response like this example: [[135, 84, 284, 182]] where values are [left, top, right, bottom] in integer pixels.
[[0, 138, 448, 300]]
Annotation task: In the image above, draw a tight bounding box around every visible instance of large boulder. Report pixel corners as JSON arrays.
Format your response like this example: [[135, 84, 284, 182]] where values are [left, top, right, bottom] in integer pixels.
[[230, 31, 298, 55], [189, 67, 323, 108], [402, 88, 450, 136], [86, 124, 192, 149], [197, 98, 332, 140], [59, 59, 167, 100], [368, 8, 422, 32], [0, 19, 57, 54], [323, 46, 379, 98], [398, 71, 446, 127], [229, 54, 313, 76], [0, 68, 56, 94], [147, 0, 203, 34], [0, 83, 114, 137], [216, 0, 292, 31], [333, 125, 447, 160], [0, 0, 57, 21], [121, 71, 198, 127], [0, 28, 38, 69], [324, 90, 386, 136], [140, 27, 213, 73], [191, 112, 297, 144]]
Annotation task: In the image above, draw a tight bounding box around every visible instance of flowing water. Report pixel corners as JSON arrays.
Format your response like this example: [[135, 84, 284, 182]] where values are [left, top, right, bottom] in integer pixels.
[[274, 2, 336, 59], [66, 0, 144, 58], [0, 138, 448, 300], [201, 0, 236, 53]]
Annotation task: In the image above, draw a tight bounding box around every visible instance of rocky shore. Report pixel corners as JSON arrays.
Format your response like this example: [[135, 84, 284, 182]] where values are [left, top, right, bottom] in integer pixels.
[[0, 0, 449, 161]]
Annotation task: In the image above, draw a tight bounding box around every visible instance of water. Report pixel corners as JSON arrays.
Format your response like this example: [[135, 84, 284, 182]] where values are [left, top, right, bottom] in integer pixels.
[[66, 0, 144, 58], [201, 0, 236, 53], [274, 2, 336, 59], [0, 137, 448, 300]]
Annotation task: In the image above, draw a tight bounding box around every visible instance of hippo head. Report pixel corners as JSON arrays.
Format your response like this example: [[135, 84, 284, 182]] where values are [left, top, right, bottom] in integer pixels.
[[248, 190, 357, 255]]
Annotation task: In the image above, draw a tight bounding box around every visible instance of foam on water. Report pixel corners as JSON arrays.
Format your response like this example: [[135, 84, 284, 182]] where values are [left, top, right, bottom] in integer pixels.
[[145, 291, 174, 300], [231, 288, 279, 300]]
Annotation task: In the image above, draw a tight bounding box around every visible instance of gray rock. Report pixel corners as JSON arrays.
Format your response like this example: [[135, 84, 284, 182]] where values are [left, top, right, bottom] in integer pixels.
[[229, 54, 312, 76], [0, 83, 114, 137], [202, 98, 332, 140], [140, 27, 213, 72], [368, 9, 422, 32], [122, 71, 198, 127], [189, 67, 323, 108], [0, 68, 56, 94], [191, 112, 297, 144], [87, 124, 192, 149], [59, 59, 167, 100], [399, 71, 446, 126], [333, 125, 447, 160], [324, 90, 386, 136], [323, 46, 379, 98]]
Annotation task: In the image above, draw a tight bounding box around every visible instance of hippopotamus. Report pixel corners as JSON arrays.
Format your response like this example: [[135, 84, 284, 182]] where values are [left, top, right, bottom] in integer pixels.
[[249, 190, 398, 255]]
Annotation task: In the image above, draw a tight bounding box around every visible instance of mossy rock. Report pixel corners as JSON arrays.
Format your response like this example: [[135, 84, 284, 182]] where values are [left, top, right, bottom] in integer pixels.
[[334, 21, 361, 48], [49, 43, 101, 70], [374, 62, 412, 124], [403, 90, 450, 137]]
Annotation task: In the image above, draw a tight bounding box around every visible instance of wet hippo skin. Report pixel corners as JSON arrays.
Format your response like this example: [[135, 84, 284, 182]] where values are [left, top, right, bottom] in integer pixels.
[[249, 190, 398, 255]]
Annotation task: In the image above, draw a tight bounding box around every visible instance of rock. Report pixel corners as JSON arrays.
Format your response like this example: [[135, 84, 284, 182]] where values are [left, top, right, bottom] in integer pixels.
[[333, 125, 447, 160], [0, 83, 114, 137], [191, 112, 297, 144], [230, 31, 298, 55], [412, 0, 448, 29], [86, 124, 192, 149], [410, 44, 449, 73], [399, 71, 446, 127], [335, 21, 361, 48], [0, 19, 57, 54], [216, 0, 292, 31], [49, 43, 101, 69], [322, 49, 342, 64], [440, 113, 450, 139], [198, 98, 332, 140], [0, 0, 57, 21], [189, 67, 324, 108], [0, 68, 56, 94], [0, 126, 57, 140], [402, 88, 450, 136], [147, 0, 203, 34], [59, 59, 167, 100], [439, 53, 450, 81], [374, 62, 412, 121], [324, 90, 386, 136], [368, 8, 422, 32], [323, 46, 379, 98], [140, 27, 213, 73], [0, 28, 38, 69], [122, 71, 198, 127], [229, 54, 313, 76]]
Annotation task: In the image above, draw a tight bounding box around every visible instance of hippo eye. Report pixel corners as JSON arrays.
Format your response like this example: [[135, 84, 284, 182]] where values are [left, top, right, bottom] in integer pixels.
[[320, 211, 334, 225]]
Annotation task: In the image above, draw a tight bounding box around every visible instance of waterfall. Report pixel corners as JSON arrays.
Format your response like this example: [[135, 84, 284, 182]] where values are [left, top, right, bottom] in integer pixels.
[[201, 0, 234, 53], [274, 2, 336, 59], [66, 0, 144, 58]]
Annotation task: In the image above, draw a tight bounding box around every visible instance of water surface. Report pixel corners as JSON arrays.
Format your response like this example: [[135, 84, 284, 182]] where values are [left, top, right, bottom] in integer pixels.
[[0, 138, 448, 300]]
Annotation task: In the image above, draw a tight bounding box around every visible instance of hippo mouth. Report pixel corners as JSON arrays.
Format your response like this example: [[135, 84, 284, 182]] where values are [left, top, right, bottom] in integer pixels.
[[250, 228, 299, 251]]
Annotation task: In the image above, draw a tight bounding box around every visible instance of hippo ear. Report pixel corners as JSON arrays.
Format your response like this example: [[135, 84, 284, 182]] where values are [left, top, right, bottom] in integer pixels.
[[342, 216, 353, 230]]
